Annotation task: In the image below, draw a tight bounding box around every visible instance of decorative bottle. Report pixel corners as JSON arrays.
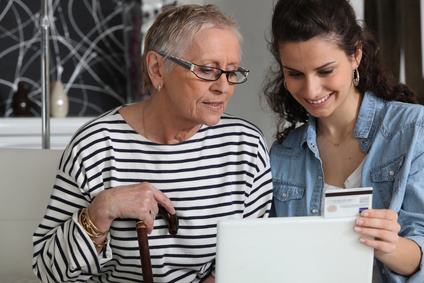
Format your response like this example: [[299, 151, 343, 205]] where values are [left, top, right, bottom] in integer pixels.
[[12, 82, 30, 116], [50, 81, 69, 118]]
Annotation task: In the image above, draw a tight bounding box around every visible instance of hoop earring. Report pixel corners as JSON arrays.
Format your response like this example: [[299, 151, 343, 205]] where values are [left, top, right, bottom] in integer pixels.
[[352, 68, 360, 87], [157, 84, 161, 93]]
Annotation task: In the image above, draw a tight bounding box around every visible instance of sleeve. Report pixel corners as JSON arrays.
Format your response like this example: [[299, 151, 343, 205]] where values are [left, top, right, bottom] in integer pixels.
[[242, 133, 273, 219], [386, 127, 424, 283], [32, 148, 113, 282]]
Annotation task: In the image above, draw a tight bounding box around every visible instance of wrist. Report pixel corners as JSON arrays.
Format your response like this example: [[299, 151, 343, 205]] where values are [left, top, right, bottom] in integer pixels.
[[88, 190, 115, 232], [81, 207, 110, 237], [78, 208, 110, 250]]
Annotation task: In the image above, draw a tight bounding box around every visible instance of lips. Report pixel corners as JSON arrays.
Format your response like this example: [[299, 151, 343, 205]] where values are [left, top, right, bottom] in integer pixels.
[[203, 101, 224, 110], [204, 102, 221, 106], [307, 94, 331, 104]]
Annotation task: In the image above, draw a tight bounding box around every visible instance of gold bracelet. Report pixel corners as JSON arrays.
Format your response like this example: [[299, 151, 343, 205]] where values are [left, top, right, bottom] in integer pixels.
[[92, 237, 108, 249], [79, 208, 109, 238], [85, 207, 109, 236]]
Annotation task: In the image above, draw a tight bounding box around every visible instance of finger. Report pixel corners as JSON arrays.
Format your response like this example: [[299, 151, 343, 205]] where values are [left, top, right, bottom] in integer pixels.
[[354, 225, 399, 243], [152, 188, 175, 215], [360, 209, 398, 221], [136, 209, 153, 233], [137, 219, 154, 234], [358, 235, 397, 254], [356, 216, 401, 233]]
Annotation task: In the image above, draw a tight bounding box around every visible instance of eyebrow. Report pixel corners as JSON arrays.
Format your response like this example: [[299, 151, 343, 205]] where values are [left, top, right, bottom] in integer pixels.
[[283, 61, 336, 72]]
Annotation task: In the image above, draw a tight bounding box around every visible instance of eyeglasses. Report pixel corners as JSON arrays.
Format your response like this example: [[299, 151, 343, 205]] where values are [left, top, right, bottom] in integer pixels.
[[159, 52, 249, 84]]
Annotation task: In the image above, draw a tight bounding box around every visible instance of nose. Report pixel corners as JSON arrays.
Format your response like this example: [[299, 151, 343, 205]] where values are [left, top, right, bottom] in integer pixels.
[[211, 72, 232, 94], [303, 76, 322, 99]]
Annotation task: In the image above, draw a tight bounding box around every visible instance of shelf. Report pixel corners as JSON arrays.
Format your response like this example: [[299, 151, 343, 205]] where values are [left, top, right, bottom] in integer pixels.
[[0, 117, 94, 149]]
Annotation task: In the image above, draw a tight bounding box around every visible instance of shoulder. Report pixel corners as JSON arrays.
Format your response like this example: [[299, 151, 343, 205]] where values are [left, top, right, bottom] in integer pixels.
[[219, 113, 265, 134], [366, 92, 424, 122], [268, 123, 311, 180], [384, 100, 424, 118], [213, 113, 269, 144], [63, 107, 129, 154], [75, 107, 127, 135], [379, 100, 424, 134], [360, 92, 424, 138], [270, 123, 308, 157]]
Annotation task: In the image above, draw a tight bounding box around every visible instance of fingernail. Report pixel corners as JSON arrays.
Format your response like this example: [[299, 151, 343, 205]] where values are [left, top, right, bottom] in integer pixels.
[[354, 226, 362, 232], [359, 238, 366, 244], [356, 218, 364, 225], [361, 211, 369, 217]]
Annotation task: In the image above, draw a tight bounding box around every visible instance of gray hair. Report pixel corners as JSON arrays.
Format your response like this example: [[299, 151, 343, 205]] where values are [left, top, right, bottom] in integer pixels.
[[141, 4, 243, 93]]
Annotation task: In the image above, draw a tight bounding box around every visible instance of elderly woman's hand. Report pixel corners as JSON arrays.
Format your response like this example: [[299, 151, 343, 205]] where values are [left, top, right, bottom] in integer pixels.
[[88, 182, 175, 235]]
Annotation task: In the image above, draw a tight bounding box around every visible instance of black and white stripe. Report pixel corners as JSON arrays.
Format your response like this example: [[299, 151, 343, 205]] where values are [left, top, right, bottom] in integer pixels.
[[33, 108, 273, 282]]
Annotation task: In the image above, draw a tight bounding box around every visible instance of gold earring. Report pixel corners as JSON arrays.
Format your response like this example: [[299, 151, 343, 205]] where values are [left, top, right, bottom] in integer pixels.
[[353, 68, 360, 87]]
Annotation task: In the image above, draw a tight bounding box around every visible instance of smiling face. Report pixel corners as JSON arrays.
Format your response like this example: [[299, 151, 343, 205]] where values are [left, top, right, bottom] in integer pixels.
[[279, 37, 361, 119], [161, 27, 240, 127]]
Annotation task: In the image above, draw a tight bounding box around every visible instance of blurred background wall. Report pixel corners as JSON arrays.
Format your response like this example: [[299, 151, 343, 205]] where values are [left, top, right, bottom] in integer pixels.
[[4, 0, 423, 149]]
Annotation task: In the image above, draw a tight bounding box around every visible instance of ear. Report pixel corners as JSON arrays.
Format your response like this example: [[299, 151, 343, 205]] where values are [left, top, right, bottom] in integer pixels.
[[353, 41, 363, 69], [146, 51, 164, 91]]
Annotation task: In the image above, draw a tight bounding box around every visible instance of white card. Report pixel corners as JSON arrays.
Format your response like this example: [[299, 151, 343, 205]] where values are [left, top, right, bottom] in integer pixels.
[[323, 187, 373, 218]]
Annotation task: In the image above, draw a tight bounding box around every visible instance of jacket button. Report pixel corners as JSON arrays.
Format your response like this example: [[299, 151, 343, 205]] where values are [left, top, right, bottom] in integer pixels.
[[312, 208, 318, 214], [389, 170, 395, 176], [282, 193, 288, 198], [382, 269, 387, 274]]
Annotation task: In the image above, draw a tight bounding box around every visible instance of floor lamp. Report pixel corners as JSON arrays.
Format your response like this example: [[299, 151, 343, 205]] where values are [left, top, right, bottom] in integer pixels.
[[41, 0, 50, 149]]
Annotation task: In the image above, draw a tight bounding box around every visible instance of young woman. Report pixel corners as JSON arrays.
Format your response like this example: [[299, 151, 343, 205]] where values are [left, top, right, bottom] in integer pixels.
[[263, 0, 424, 282]]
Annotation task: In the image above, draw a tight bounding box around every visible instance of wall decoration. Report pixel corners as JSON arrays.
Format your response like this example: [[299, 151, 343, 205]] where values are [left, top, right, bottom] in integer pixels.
[[0, 0, 142, 117], [0, 0, 191, 117]]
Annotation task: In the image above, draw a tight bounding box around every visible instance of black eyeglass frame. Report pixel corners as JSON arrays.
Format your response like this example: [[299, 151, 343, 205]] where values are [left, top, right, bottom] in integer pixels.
[[158, 52, 249, 84]]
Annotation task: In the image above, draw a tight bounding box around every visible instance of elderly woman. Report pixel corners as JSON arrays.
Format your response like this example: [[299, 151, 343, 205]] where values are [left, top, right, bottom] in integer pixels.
[[32, 4, 272, 283]]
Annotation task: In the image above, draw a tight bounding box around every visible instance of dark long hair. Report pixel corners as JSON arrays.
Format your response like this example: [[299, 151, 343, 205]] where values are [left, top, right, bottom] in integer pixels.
[[263, 0, 417, 143]]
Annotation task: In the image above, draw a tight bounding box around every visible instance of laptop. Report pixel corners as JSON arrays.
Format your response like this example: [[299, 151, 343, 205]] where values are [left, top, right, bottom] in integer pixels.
[[215, 216, 374, 283]]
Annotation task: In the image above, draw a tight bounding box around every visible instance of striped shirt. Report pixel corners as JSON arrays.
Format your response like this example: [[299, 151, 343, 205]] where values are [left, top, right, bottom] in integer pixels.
[[33, 108, 273, 282]]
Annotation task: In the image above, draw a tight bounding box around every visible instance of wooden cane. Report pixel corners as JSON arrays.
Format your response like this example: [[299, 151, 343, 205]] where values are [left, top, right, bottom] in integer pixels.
[[136, 205, 179, 283], [136, 220, 153, 283]]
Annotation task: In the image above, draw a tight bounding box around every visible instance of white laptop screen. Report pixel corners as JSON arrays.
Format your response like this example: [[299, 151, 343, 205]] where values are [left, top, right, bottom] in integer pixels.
[[215, 216, 373, 283]]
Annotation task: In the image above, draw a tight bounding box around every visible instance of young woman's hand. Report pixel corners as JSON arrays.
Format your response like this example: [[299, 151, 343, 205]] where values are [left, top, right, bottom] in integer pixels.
[[354, 209, 421, 275], [354, 209, 400, 255]]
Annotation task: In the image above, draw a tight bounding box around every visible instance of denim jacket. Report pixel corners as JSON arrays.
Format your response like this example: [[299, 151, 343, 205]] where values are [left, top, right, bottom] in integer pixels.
[[270, 92, 424, 283]]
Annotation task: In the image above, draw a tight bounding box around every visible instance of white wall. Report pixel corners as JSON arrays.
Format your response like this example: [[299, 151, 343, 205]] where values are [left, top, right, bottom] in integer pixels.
[[351, 0, 364, 20], [203, 0, 277, 146]]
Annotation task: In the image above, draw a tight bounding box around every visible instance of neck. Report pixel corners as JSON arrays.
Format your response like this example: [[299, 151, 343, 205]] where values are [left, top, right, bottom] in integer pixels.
[[317, 90, 363, 144], [141, 98, 202, 144]]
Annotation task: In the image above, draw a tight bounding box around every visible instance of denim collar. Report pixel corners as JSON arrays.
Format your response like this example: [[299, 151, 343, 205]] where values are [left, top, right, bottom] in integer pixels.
[[355, 91, 384, 139]]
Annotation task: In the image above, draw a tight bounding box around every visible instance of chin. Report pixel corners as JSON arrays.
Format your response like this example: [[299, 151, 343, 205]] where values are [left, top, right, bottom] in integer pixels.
[[202, 115, 222, 126], [308, 110, 334, 119]]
